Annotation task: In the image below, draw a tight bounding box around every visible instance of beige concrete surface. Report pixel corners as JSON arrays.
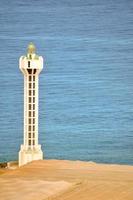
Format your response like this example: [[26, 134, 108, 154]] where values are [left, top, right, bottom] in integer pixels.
[[0, 160, 133, 200]]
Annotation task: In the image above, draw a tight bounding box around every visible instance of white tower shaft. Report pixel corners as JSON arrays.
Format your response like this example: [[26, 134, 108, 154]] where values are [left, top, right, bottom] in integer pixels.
[[19, 43, 43, 166]]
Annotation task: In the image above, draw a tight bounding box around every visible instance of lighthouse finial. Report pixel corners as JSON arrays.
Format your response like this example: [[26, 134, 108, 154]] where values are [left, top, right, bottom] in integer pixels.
[[27, 42, 36, 54]]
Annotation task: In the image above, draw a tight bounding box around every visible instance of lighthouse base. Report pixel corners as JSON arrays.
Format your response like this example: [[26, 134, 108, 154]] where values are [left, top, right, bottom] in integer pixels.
[[19, 145, 43, 167]]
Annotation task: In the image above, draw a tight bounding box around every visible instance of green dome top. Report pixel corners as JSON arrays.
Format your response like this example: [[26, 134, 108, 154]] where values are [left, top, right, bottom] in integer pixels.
[[27, 42, 36, 54]]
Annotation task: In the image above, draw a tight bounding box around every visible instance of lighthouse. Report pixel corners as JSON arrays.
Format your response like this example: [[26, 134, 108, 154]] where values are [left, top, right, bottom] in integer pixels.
[[19, 43, 43, 166]]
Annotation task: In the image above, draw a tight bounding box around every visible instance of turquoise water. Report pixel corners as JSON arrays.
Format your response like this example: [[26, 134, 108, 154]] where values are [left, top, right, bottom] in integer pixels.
[[0, 0, 133, 164]]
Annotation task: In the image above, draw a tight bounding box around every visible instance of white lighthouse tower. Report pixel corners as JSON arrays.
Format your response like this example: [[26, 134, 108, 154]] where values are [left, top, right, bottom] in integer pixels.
[[19, 43, 43, 166]]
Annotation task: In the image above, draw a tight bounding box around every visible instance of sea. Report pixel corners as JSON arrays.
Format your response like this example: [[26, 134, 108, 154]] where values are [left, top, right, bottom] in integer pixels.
[[0, 0, 133, 165]]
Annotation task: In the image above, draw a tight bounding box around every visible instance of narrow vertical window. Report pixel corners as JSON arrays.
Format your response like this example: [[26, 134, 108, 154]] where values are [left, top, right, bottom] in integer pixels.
[[28, 61, 30, 68], [33, 69, 36, 74], [29, 90, 31, 96], [29, 133, 31, 138], [29, 111, 31, 117], [29, 104, 31, 110], [29, 97, 31, 103], [29, 83, 31, 89]]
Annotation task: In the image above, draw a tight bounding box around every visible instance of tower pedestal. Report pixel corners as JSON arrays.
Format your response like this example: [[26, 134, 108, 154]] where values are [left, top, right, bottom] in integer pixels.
[[19, 145, 43, 166]]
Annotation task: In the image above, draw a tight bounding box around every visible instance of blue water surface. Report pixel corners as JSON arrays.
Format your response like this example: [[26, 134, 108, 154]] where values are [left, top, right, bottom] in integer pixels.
[[0, 0, 133, 164]]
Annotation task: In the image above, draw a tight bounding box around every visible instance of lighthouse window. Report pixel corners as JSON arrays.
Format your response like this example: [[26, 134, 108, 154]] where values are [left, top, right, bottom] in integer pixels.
[[33, 90, 35, 95], [29, 111, 31, 117], [33, 83, 35, 88], [29, 83, 31, 89], [33, 69, 36, 74], [29, 104, 31, 110], [29, 90, 31, 96], [29, 126, 31, 131], [28, 61, 30, 68], [33, 76, 35, 81], [29, 133, 31, 138], [29, 118, 31, 124], [27, 69, 32, 74], [29, 76, 32, 81], [29, 97, 31, 103], [28, 140, 31, 145]]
